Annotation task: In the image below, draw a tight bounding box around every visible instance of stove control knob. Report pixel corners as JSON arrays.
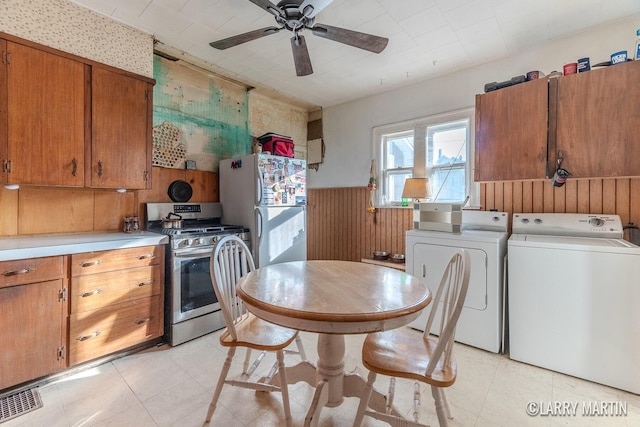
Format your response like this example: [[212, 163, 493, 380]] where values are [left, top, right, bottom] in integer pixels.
[[534, 218, 542, 224], [187, 239, 194, 247], [589, 217, 605, 227], [521, 218, 530, 224]]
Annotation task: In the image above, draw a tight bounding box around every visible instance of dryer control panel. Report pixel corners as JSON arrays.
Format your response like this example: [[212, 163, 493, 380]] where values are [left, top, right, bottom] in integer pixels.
[[512, 213, 623, 238]]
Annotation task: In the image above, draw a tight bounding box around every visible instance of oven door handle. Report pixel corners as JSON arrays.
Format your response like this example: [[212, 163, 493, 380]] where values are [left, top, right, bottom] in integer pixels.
[[173, 250, 213, 259]]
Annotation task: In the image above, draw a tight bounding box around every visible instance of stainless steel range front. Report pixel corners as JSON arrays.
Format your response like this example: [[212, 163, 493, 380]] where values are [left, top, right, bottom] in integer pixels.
[[146, 202, 250, 346]]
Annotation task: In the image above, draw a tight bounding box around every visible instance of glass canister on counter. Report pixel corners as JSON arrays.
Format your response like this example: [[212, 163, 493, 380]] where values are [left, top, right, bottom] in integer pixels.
[[123, 216, 132, 233], [123, 216, 140, 233]]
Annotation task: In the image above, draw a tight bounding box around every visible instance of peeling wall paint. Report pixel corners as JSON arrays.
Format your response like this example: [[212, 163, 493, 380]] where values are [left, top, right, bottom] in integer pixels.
[[153, 56, 309, 171], [249, 91, 308, 159], [153, 56, 251, 172]]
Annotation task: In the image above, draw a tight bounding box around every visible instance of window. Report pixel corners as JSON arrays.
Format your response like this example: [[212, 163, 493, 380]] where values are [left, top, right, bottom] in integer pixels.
[[374, 108, 478, 207]]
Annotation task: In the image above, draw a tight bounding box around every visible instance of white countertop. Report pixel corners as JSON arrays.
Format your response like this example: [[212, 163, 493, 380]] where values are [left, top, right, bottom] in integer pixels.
[[0, 231, 169, 261]]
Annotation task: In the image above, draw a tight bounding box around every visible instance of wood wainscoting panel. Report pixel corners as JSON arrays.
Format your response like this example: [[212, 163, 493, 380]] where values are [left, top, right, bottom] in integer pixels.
[[136, 166, 218, 220], [480, 178, 640, 234], [94, 190, 136, 231], [186, 169, 218, 202], [18, 187, 94, 234], [307, 187, 412, 261], [0, 187, 18, 236]]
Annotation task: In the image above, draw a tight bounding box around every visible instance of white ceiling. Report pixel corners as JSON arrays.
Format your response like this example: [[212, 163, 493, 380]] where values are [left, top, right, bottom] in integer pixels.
[[69, 0, 640, 110]]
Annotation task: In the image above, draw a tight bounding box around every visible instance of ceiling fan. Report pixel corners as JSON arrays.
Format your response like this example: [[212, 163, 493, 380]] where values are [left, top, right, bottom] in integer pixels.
[[209, 0, 389, 76]]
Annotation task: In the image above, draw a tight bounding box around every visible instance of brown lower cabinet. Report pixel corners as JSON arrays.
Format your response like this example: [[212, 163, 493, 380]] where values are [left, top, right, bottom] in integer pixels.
[[0, 257, 67, 390], [68, 245, 165, 366], [0, 245, 165, 391]]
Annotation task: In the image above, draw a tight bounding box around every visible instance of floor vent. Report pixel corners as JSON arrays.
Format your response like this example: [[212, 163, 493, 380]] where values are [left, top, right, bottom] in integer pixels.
[[0, 389, 43, 424]]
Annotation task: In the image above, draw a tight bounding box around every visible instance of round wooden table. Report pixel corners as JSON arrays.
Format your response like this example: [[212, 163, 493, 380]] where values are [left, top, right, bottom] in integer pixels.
[[236, 260, 431, 427]]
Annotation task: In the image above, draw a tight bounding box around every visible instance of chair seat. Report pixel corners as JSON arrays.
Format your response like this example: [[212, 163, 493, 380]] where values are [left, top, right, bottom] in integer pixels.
[[219, 313, 298, 351], [362, 328, 457, 388]]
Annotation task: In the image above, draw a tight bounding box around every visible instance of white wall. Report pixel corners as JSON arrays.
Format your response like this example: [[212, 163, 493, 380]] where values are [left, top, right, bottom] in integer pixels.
[[311, 16, 640, 189]]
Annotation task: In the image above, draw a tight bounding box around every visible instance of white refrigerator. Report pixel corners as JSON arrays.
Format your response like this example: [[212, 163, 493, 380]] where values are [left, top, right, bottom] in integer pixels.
[[219, 153, 307, 267]]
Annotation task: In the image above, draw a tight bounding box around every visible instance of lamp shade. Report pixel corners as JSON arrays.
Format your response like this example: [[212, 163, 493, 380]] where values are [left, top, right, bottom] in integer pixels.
[[401, 177, 431, 200]]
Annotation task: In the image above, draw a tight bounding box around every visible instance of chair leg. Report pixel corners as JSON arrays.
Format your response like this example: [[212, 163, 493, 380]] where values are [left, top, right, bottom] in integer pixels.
[[295, 334, 307, 361], [276, 350, 293, 427], [206, 347, 236, 422], [441, 388, 453, 419], [431, 386, 449, 427], [242, 348, 252, 374], [353, 370, 377, 427]]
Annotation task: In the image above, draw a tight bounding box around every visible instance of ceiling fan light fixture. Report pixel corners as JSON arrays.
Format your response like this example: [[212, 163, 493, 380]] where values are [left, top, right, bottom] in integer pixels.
[[210, 0, 389, 76]]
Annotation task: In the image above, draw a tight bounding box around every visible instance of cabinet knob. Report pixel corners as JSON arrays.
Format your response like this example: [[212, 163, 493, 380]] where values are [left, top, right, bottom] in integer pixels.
[[71, 157, 78, 177], [137, 254, 155, 260], [134, 317, 152, 325], [136, 279, 153, 287]]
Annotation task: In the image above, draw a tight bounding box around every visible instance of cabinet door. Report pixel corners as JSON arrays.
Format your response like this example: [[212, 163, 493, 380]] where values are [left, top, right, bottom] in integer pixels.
[[91, 67, 151, 189], [0, 279, 66, 389], [475, 78, 548, 181], [0, 40, 7, 184], [556, 60, 640, 178], [5, 42, 85, 186]]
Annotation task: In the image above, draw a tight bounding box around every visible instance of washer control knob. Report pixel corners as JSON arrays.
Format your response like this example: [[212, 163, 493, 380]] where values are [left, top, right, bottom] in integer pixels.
[[589, 217, 605, 227]]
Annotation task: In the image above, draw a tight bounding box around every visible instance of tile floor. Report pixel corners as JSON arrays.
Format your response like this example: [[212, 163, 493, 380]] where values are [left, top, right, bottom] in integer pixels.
[[4, 328, 640, 427]]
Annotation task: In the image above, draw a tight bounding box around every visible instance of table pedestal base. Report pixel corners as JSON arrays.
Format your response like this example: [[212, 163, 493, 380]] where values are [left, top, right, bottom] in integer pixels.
[[270, 333, 401, 426]]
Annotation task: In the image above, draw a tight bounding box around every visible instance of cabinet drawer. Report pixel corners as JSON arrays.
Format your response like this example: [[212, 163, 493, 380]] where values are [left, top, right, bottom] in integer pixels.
[[70, 264, 163, 313], [69, 295, 162, 365], [0, 256, 64, 288], [71, 245, 162, 276]]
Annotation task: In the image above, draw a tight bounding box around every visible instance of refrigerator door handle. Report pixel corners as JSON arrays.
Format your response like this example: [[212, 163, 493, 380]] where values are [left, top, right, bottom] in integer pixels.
[[256, 176, 262, 205], [256, 208, 263, 240]]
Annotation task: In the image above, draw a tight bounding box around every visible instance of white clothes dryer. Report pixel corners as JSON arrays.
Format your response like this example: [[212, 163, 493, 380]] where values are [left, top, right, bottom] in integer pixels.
[[406, 210, 508, 353], [508, 213, 640, 394]]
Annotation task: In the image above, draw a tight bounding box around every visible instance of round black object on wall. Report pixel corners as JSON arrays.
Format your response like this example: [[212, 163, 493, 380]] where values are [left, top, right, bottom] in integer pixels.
[[168, 180, 193, 202]]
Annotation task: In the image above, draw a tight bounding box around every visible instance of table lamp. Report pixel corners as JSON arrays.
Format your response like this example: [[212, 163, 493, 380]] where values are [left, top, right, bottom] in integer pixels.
[[401, 177, 431, 202]]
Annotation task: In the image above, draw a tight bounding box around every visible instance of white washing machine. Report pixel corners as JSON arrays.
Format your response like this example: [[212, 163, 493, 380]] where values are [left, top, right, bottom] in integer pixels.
[[509, 213, 640, 394], [406, 210, 508, 353]]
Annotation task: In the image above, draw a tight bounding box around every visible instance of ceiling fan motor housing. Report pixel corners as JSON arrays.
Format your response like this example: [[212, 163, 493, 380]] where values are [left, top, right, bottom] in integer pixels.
[[276, 1, 315, 31]]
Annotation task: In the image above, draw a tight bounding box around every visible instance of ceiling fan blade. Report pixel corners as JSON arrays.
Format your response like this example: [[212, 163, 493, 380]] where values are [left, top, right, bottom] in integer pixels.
[[210, 27, 281, 50], [248, 0, 284, 17], [311, 24, 388, 53], [291, 35, 313, 76], [298, 0, 335, 19]]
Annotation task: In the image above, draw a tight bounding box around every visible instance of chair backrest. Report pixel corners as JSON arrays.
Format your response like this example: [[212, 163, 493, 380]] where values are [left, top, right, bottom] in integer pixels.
[[210, 235, 256, 341], [423, 249, 471, 376]]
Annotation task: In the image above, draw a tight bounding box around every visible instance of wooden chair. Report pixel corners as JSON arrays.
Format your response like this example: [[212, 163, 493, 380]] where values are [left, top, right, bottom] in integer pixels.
[[205, 235, 306, 426], [353, 249, 471, 427]]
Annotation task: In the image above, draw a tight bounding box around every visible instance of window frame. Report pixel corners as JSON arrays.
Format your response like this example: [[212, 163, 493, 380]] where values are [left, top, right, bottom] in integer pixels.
[[372, 107, 478, 208]]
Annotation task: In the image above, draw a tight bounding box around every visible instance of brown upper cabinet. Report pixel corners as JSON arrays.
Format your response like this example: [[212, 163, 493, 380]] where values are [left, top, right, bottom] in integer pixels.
[[474, 78, 549, 181], [475, 60, 640, 182], [0, 33, 154, 190], [2, 40, 86, 186], [90, 67, 152, 189], [553, 60, 640, 178]]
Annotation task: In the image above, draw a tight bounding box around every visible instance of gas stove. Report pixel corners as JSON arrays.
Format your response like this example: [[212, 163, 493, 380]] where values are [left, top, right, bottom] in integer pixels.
[[145, 202, 250, 250]]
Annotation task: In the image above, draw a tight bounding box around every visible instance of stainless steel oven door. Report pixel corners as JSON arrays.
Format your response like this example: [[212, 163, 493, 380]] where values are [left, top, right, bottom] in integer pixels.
[[170, 248, 220, 324]]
